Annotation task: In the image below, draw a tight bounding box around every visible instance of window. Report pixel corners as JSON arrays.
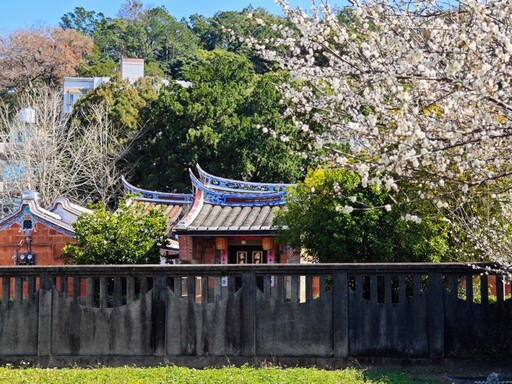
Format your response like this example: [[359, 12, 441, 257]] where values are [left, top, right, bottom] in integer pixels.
[[22, 219, 33, 230]]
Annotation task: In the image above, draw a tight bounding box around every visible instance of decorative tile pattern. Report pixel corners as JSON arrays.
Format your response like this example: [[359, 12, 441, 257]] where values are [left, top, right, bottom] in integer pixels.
[[191, 173, 286, 207]]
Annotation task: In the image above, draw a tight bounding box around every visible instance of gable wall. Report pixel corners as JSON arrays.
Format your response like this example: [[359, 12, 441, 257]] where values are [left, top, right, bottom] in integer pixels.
[[0, 222, 74, 266]]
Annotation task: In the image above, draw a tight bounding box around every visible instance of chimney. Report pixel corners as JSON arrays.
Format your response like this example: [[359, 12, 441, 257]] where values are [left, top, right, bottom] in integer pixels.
[[120, 58, 144, 83]]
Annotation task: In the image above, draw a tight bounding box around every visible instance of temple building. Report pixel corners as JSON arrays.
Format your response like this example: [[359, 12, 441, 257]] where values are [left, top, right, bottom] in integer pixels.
[[0, 165, 296, 267], [122, 165, 296, 265]]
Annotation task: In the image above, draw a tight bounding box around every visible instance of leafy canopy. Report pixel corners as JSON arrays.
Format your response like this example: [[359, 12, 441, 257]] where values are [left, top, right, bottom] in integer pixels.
[[128, 49, 314, 192], [276, 168, 453, 263], [63, 196, 167, 264], [72, 74, 157, 139]]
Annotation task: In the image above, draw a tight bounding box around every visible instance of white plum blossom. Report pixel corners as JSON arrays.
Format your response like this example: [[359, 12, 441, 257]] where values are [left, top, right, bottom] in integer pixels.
[[336, 205, 354, 214], [256, 0, 512, 193], [252, 0, 512, 269], [402, 214, 422, 224]]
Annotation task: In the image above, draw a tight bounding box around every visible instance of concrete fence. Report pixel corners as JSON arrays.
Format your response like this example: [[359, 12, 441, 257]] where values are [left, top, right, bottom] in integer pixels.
[[0, 263, 510, 367]]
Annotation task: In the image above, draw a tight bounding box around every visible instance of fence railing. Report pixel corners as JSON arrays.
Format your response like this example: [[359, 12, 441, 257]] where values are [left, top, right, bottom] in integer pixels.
[[0, 263, 509, 365]]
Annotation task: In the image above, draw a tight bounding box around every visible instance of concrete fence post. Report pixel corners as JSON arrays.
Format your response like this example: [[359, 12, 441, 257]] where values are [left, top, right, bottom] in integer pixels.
[[37, 272, 53, 357], [152, 275, 167, 356], [333, 272, 349, 358], [242, 272, 257, 357], [428, 272, 445, 358]]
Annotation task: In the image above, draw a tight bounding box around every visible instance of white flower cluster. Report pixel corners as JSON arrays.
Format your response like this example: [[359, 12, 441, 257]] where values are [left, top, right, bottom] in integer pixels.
[[258, 0, 512, 192], [401, 214, 422, 224], [336, 205, 354, 214]]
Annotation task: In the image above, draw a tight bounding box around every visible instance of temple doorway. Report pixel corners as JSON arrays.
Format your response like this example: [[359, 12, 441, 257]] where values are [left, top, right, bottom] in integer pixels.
[[229, 246, 266, 264]]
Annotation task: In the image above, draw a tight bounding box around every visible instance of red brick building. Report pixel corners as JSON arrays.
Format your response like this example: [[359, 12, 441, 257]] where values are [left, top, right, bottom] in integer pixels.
[[0, 191, 90, 266]]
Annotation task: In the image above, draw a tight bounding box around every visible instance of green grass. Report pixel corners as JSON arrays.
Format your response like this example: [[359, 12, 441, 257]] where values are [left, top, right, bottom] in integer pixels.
[[0, 365, 385, 384], [366, 369, 439, 384]]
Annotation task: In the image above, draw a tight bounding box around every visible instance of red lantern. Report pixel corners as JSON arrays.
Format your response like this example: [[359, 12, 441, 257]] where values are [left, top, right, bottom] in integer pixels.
[[262, 237, 274, 251], [215, 237, 228, 250]]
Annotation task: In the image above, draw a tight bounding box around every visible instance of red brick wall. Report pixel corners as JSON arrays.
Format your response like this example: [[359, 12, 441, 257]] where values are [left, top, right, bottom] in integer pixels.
[[178, 236, 217, 263], [202, 238, 216, 264], [0, 222, 74, 266], [179, 235, 286, 264], [179, 235, 194, 261]]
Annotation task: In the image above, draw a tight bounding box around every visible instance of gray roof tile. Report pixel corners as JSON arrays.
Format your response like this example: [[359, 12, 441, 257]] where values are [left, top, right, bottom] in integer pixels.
[[184, 204, 280, 232]]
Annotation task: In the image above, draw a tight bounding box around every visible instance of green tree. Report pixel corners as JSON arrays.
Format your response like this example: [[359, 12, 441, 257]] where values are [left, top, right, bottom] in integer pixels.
[[90, 18, 128, 61], [72, 74, 157, 140], [62, 196, 166, 264], [60, 7, 108, 36], [140, 7, 199, 75], [128, 49, 314, 192], [189, 8, 288, 72], [77, 45, 118, 77], [85, 6, 199, 77], [276, 168, 453, 263]]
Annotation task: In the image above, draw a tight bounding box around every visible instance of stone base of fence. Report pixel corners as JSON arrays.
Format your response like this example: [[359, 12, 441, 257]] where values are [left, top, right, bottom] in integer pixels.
[[0, 356, 511, 370]]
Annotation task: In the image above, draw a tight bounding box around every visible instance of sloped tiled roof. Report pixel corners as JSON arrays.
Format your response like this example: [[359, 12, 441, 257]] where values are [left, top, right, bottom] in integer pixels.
[[134, 200, 188, 235], [183, 203, 279, 232], [174, 169, 288, 235], [123, 166, 292, 236]]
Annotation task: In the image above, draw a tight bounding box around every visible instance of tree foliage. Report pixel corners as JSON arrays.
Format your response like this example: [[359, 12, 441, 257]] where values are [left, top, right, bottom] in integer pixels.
[[128, 49, 314, 192], [62, 196, 166, 264], [76, 46, 118, 78], [60, 7, 108, 36], [0, 27, 93, 90], [276, 168, 453, 263], [189, 8, 288, 72], [76, 5, 200, 77], [72, 75, 157, 139]]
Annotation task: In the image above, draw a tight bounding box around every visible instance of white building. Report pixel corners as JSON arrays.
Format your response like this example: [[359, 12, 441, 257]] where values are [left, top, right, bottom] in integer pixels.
[[62, 58, 145, 114], [62, 77, 110, 114]]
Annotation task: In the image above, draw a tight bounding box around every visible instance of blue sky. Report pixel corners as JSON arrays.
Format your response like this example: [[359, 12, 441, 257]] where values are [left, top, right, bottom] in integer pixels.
[[0, 1, 346, 34]]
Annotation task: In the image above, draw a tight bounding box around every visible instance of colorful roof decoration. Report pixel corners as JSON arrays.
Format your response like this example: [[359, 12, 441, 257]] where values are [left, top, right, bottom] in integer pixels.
[[174, 168, 290, 235], [196, 164, 294, 194], [121, 176, 192, 237], [124, 165, 292, 236], [0, 191, 76, 237], [121, 176, 193, 204], [190, 170, 287, 207]]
